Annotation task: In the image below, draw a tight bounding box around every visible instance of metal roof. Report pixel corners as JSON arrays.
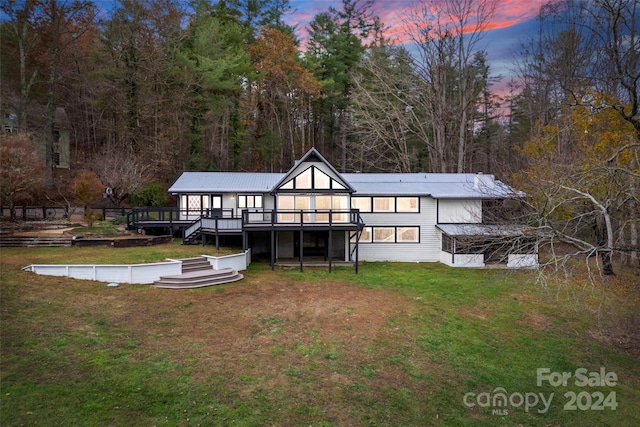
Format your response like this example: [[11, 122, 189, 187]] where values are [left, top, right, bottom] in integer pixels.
[[436, 223, 533, 237], [168, 172, 283, 193], [169, 171, 520, 199], [343, 173, 519, 198]]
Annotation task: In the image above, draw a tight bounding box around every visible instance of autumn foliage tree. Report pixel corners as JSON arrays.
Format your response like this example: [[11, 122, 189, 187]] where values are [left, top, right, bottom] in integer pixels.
[[247, 27, 321, 170], [513, 100, 640, 276], [74, 169, 103, 226], [0, 133, 45, 221]]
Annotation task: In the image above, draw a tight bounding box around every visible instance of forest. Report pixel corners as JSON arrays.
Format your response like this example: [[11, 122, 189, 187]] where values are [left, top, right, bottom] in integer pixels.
[[1, 0, 639, 270]]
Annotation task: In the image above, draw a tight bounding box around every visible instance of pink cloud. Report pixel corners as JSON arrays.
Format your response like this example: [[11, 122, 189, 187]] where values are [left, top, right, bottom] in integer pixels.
[[287, 0, 551, 46]]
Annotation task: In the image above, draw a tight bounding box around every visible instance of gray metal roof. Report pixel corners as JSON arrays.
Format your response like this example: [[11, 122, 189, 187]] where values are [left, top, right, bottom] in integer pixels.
[[343, 173, 519, 198], [436, 223, 533, 237], [168, 172, 283, 193], [169, 171, 520, 199]]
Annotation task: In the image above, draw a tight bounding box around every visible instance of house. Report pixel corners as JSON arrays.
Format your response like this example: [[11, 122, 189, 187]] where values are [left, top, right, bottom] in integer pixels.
[[166, 148, 538, 271]]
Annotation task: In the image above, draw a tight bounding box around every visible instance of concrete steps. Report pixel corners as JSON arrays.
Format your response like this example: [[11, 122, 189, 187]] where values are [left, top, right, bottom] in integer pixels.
[[0, 235, 73, 247], [154, 257, 243, 289]]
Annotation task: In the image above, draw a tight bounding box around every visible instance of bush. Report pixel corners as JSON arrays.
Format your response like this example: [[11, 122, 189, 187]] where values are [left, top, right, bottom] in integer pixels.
[[129, 182, 169, 207], [84, 209, 103, 228]]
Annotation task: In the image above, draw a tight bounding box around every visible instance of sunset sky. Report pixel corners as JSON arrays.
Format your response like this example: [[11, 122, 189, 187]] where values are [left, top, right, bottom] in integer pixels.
[[287, 0, 548, 88]]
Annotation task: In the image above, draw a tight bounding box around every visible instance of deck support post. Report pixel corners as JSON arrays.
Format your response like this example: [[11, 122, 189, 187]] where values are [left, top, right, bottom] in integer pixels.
[[299, 229, 304, 272], [328, 226, 333, 273], [202, 233, 207, 247], [270, 229, 275, 271], [215, 233, 219, 250], [355, 229, 360, 274]]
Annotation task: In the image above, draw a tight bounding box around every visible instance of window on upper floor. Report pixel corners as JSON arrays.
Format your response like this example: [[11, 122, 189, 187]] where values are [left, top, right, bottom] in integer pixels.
[[238, 195, 263, 209], [352, 196, 419, 213], [397, 197, 419, 212], [351, 197, 371, 213], [279, 166, 348, 191]]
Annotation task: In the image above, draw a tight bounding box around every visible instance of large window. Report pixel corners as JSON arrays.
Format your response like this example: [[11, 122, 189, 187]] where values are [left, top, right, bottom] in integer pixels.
[[280, 166, 347, 190], [351, 197, 371, 213], [352, 196, 419, 213], [359, 227, 372, 242], [351, 226, 420, 243], [295, 195, 311, 222], [373, 197, 394, 212], [238, 195, 263, 209], [373, 227, 395, 242], [277, 195, 294, 222], [276, 194, 351, 223], [397, 197, 419, 212]]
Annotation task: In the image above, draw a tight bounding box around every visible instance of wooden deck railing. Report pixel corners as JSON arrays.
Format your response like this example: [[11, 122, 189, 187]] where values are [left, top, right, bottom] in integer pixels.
[[242, 209, 364, 227]]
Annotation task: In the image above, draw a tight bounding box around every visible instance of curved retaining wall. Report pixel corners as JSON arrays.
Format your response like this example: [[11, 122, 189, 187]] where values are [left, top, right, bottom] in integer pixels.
[[22, 250, 251, 284]]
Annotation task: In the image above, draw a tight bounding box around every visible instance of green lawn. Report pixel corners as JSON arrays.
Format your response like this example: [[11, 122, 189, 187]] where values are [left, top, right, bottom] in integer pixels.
[[1, 244, 638, 426]]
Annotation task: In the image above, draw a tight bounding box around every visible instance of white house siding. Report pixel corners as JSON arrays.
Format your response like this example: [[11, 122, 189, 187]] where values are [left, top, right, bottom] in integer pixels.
[[440, 250, 455, 266], [264, 194, 275, 210], [353, 197, 440, 262], [437, 199, 482, 223], [222, 193, 236, 215], [507, 254, 539, 269]]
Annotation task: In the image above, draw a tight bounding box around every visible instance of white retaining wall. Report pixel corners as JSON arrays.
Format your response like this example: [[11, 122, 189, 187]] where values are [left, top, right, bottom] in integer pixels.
[[23, 261, 182, 284], [23, 250, 251, 284], [203, 250, 251, 271]]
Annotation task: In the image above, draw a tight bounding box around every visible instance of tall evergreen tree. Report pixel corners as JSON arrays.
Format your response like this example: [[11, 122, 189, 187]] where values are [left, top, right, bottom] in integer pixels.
[[304, 0, 382, 170]]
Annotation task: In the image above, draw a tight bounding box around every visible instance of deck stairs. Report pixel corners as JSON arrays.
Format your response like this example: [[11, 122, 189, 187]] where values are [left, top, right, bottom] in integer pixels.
[[154, 256, 243, 289], [182, 216, 243, 245]]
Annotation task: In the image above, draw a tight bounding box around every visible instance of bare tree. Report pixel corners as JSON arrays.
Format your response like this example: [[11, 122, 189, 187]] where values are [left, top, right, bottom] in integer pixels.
[[349, 44, 425, 172], [403, 0, 497, 173], [511, 0, 640, 270], [91, 149, 150, 206]]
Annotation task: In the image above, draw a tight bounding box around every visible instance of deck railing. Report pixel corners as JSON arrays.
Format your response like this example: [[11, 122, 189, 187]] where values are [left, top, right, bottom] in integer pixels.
[[242, 209, 364, 227], [127, 207, 235, 229]]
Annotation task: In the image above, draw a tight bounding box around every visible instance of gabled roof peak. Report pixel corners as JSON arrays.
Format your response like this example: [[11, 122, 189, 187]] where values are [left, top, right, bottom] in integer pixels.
[[270, 148, 355, 193]]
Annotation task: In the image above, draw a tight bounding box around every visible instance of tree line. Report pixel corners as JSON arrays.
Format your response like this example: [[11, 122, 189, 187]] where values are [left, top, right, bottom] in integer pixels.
[[1, 0, 638, 270]]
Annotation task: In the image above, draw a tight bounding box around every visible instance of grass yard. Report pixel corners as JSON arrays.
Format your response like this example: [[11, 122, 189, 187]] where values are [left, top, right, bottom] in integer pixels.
[[1, 243, 639, 426]]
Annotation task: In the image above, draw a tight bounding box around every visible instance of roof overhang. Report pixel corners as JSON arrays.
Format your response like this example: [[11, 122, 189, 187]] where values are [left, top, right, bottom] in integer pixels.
[[436, 223, 534, 237]]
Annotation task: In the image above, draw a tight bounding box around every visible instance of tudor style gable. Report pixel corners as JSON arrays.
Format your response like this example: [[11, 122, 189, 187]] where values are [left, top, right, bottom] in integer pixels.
[[272, 148, 354, 193]]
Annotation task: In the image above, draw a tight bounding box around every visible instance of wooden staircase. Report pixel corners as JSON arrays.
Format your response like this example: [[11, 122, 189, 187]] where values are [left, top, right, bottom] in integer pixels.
[[154, 256, 244, 289]]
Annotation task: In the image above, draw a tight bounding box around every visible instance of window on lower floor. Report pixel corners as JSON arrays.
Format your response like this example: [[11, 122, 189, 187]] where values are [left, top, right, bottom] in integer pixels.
[[442, 234, 454, 253], [351, 226, 420, 243], [397, 227, 419, 242]]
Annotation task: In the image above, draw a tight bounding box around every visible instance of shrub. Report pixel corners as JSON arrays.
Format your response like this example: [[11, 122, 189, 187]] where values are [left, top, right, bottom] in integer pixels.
[[129, 182, 169, 207]]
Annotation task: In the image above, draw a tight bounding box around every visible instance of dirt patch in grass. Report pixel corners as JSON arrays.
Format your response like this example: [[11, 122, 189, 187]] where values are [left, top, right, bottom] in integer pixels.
[[34, 272, 434, 424], [128, 276, 419, 361], [520, 311, 554, 331]]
